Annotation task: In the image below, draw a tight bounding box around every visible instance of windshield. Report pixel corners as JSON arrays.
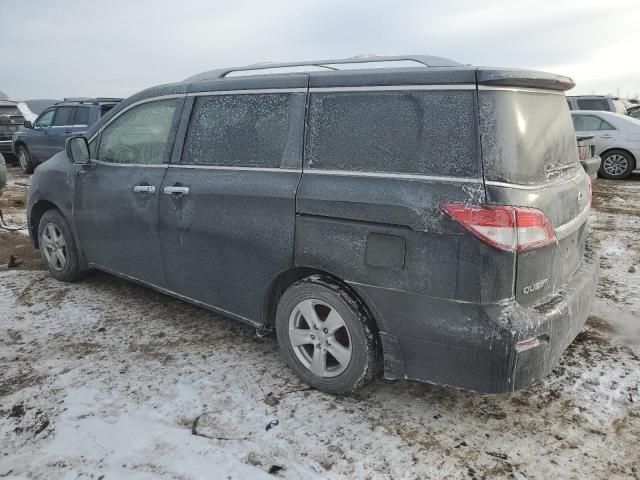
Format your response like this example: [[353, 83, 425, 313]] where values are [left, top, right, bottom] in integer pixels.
[[479, 90, 579, 185]]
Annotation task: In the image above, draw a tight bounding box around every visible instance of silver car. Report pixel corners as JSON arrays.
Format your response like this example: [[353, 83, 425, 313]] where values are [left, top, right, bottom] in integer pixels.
[[572, 110, 640, 179]]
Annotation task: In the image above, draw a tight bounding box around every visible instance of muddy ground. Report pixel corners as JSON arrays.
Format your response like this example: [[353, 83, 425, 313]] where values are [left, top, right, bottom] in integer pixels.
[[0, 164, 639, 479]]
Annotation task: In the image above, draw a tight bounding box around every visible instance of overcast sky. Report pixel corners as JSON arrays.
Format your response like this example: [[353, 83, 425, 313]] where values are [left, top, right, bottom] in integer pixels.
[[1, 0, 639, 100]]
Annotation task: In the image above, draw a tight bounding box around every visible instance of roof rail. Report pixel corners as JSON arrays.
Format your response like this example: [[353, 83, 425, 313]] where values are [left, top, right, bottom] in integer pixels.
[[60, 97, 123, 104], [185, 54, 461, 82]]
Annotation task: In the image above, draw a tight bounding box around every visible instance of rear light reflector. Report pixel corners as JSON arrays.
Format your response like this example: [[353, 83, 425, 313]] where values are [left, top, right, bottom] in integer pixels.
[[441, 204, 556, 252], [578, 145, 586, 161], [516, 337, 540, 352]]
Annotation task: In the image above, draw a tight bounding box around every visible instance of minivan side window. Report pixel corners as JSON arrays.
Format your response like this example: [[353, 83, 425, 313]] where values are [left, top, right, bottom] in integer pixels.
[[182, 93, 304, 169], [98, 99, 177, 165], [576, 99, 609, 111], [304, 90, 478, 177]]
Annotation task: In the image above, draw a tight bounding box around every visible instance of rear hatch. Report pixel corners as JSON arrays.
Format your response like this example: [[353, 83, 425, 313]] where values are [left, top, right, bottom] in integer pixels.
[[0, 105, 24, 142], [477, 71, 591, 306]]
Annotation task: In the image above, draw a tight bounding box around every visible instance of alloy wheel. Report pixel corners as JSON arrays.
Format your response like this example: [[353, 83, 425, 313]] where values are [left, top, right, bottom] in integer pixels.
[[288, 299, 352, 377], [603, 154, 628, 176], [41, 223, 67, 271]]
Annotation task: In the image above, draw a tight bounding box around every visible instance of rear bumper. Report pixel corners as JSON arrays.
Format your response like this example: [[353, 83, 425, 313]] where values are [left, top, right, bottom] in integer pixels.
[[0, 139, 13, 154], [352, 244, 599, 393], [580, 156, 600, 179]]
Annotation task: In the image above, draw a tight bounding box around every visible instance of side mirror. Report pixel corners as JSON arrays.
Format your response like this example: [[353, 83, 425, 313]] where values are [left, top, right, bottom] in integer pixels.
[[23, 120, 32, 129], [66, 136, 90, 165]]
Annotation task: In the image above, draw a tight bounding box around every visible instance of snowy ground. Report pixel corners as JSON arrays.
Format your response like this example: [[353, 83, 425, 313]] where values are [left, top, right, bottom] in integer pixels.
[[0, 164, 639, 479]]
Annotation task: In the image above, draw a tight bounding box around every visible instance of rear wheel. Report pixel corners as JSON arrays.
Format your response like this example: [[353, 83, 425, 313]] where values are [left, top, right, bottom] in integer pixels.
[[599, 150, 634, 180], [275, 275, 380, 394], [38, 209, 86, 281], [17, 145, 34, 174]]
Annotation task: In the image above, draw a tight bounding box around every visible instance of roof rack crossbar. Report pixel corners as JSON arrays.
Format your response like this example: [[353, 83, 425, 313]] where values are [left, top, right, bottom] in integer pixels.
[[186, 54, 460, 81]]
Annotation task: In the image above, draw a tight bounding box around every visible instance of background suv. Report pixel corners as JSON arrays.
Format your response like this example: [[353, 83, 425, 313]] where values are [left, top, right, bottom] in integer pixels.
[[567, 95, 627, 114], [12, 97, 122, 173]]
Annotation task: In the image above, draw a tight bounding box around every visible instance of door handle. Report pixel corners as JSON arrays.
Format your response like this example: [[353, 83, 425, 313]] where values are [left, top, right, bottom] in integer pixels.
[[600, 134, 613, 138], [163, 186, 189, 196], [65, 128, 72, 133], [133, 185, 156, 194]]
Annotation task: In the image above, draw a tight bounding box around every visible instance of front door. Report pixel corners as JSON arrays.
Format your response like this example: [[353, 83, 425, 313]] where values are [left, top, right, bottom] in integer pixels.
[[159, 89, 307, 323], [75, 97, 183, 287], [29, 108, 55, 162]]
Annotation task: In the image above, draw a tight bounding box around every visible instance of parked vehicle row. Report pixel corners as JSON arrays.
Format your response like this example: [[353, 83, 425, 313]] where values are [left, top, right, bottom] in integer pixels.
[[27, 55, 598, 395], [567, 95, 628, 115], [572, 110, 640, 179], [12, 97, 122, 173]]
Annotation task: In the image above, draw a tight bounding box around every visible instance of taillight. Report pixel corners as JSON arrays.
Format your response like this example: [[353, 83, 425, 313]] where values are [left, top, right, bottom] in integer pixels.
[[441, 204, 556, 252], [577, 145, 586, 161]]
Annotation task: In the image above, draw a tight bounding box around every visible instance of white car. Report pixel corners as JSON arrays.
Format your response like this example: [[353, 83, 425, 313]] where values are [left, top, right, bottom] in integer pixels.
[[572, 110, 640, 179]]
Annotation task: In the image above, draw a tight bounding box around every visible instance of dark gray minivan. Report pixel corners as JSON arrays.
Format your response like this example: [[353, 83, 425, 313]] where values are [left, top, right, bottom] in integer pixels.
[[27, 55, 598, 394]]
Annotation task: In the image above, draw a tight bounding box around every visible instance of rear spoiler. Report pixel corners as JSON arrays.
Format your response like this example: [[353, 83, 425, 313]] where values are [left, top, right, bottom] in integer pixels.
[[477, 68, 575, 92]]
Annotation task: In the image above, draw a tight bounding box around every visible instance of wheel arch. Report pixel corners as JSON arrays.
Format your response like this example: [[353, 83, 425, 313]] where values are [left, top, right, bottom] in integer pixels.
[[600, 147, 637, 170], [29, 200, 64, 248], [262, 266, 378, 333]]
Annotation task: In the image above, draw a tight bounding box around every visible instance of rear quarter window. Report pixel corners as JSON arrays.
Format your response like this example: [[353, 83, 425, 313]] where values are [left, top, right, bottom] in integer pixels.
[[304, 90, 479, 177]]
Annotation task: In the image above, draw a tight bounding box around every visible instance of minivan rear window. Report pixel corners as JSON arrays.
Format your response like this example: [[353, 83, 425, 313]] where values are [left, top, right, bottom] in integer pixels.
[[305, 90, 479, 177], [479, 91, 579, 185]]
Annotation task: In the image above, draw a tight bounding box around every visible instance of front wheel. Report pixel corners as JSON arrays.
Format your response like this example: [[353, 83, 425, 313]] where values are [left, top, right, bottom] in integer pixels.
[[599, 150, 635, 180], [17, 145, 34, 174], [275, 275, 381, 394], [38, 209, 86, 281]]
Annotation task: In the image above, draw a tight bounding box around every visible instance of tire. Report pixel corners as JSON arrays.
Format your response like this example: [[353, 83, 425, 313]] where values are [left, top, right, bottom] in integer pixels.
[[0, 153, 6, 189], [17, 145, 34, 174], [598, 150, 635, 180], [38, 209, 86, 281], [275, 275, 381, 394]]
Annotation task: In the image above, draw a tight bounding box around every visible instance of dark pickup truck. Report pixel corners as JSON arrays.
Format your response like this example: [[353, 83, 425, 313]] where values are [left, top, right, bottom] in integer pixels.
[[577, 135, 600, 179], [0, 100, 25, 161]]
